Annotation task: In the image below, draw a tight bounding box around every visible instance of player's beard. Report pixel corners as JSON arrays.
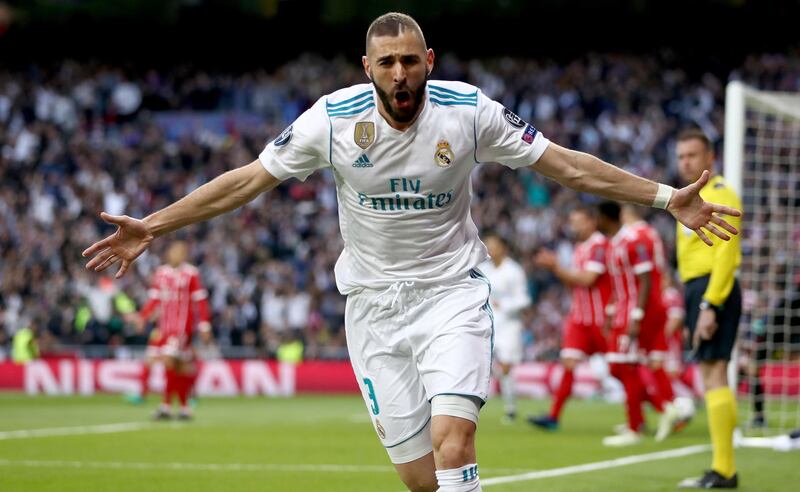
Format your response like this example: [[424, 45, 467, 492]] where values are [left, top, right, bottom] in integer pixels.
[[371, 70, 428, 124]]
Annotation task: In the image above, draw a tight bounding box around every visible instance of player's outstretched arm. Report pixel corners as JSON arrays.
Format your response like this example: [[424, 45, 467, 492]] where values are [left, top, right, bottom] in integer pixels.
[[83, 160, 281, 278], [531, 143, 741, 246]]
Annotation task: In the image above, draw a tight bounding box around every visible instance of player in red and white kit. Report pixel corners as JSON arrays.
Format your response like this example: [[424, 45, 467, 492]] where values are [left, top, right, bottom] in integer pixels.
[[529, 205, 613, 430], [137, 241, 211, 420], [602, 204, 682, 446]]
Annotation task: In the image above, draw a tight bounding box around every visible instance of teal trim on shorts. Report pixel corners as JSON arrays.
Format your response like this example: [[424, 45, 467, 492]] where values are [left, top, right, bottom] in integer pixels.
[[469, 268, 495, 368], [384, 416, 432, 449]]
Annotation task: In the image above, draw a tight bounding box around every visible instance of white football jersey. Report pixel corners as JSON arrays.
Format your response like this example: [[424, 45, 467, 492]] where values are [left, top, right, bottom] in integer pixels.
[[259, 81, 550, 294]]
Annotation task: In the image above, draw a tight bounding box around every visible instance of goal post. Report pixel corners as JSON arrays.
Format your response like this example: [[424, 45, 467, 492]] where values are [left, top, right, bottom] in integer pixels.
[[724, 81, 800, 441]]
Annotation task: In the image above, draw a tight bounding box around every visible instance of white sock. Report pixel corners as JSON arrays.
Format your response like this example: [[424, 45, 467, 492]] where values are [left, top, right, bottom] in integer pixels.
[[435, 463, 481, 491], [500, 374, 515, 414]]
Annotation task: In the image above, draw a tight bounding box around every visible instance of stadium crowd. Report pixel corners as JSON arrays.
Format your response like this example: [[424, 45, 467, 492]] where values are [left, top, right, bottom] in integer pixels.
[[1, 51, 798, 360]]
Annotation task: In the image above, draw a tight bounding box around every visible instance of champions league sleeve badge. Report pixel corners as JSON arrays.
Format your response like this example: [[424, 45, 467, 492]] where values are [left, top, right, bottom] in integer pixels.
[[434, 140, 455, 168], [354, 121, 375, 149], [273, 125, 293, 147]]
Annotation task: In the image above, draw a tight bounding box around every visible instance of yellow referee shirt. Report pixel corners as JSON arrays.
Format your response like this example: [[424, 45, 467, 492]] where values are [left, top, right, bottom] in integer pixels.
[[676, 175, 742, 306]]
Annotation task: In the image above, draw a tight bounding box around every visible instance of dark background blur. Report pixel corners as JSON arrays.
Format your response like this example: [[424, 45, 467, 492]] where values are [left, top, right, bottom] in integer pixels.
[[2, 0, 798, 73]]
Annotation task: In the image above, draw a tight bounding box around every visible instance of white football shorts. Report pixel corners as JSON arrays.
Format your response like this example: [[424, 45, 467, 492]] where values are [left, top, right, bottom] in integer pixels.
[[345, 269, 494, 463]]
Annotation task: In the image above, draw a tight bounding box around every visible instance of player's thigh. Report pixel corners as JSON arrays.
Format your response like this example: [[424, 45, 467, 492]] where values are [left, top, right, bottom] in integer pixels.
[[640, 314, 668, 361], [561, 320, 607, 360], [493, 329, 523, 366], [344, 292, 432, 463], [415, 272, 493, 402], [561, 320, 592, 360], [606, 328, 638, 364]]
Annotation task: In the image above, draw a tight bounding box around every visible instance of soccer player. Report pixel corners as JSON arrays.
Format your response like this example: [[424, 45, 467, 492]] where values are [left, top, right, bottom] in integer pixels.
[[83, 13, 739, 491], [528, 205, 612, 430], [675, 129, 742, 489], [479, 233, 531, 423], [137, 240, 211, 420], [600, 203, 681, 446], [620, 204, 683, 441]]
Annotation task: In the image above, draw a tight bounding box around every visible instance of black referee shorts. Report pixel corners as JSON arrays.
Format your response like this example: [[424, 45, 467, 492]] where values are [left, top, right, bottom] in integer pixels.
[[685, 275, 741, 362]]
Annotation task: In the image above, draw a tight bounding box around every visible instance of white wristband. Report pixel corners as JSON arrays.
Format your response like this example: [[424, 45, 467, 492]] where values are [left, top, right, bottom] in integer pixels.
[[630, 307, 645, 321], [652, 183, 675, 209]]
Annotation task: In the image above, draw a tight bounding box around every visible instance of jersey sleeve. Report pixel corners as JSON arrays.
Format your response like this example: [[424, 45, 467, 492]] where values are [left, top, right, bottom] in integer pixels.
[[139, 274, 162, 320], [702, 185, 743, 306], [189, 272, 211, 324], [585, 242, 607, 274], [259, 97, 330, 182], [628, 236, 653, 275], [666, 293, 686, 320], [474, 91, 550, 169]]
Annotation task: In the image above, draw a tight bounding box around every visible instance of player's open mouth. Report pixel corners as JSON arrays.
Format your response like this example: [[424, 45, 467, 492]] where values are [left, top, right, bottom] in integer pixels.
[[394, 90, 411, 108]]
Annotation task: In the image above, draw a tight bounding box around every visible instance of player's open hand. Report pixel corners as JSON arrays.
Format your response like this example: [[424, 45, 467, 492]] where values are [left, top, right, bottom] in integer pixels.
[[667, 170, 741, 246], [82, 212, 154, 278]]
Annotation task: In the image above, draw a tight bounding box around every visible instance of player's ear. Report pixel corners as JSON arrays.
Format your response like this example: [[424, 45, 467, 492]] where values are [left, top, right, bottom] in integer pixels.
[[362, 55, 371, 81], [426, 48, 435, 77]]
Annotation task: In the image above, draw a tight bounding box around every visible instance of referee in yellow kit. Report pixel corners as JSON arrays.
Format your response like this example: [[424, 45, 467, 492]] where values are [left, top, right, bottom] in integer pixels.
[[675, 129, 742, 489]]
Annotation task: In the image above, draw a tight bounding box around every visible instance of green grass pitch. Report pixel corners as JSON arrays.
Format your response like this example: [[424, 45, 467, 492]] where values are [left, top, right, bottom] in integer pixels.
[[0, 393, 797, 491]]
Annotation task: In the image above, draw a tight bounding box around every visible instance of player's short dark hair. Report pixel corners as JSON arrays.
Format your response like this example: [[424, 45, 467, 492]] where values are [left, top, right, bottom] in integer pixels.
[[677, 128, 712, 151], [366, 12, 426, 52], [597, 201, 621, 222]]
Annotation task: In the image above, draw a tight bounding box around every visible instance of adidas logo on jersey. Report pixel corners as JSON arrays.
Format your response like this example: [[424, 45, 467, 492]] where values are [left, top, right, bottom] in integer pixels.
[[352, 154, 373, 168]]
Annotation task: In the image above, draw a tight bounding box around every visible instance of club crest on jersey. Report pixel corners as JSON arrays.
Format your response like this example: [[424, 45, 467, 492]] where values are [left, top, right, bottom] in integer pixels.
[[434, 140, 455, 168], [502, 107, 526, 128], [354, 122, 375, 149], [375, 418, 386, 439], [273, 125, 293, 147]]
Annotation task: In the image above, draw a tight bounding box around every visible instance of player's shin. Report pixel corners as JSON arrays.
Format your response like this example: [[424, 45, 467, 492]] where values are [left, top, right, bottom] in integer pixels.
[[140, 364, 150, 398], [550, 367, 574, 420], [613, 363, 645, 432], [652, 366, 676, 403], [499, 373, 515, 417]]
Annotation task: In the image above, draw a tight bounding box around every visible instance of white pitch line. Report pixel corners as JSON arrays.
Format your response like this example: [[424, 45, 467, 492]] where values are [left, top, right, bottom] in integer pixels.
[[0, 459, 396, 474], [0, 458, 531, 475], [481, 444, 711, 487], [0, 422, 154, 441]]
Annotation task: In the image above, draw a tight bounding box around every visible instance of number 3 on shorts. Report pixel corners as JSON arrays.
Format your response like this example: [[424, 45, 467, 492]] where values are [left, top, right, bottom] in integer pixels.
[[363, 378, 380, 415]]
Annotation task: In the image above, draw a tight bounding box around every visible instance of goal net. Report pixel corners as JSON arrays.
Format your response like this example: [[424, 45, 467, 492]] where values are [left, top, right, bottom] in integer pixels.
[[724, 81, 800, 440]]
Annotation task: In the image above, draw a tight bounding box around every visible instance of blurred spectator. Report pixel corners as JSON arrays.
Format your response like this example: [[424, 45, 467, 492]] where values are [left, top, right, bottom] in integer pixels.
[[11, 319, 39, 363]]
